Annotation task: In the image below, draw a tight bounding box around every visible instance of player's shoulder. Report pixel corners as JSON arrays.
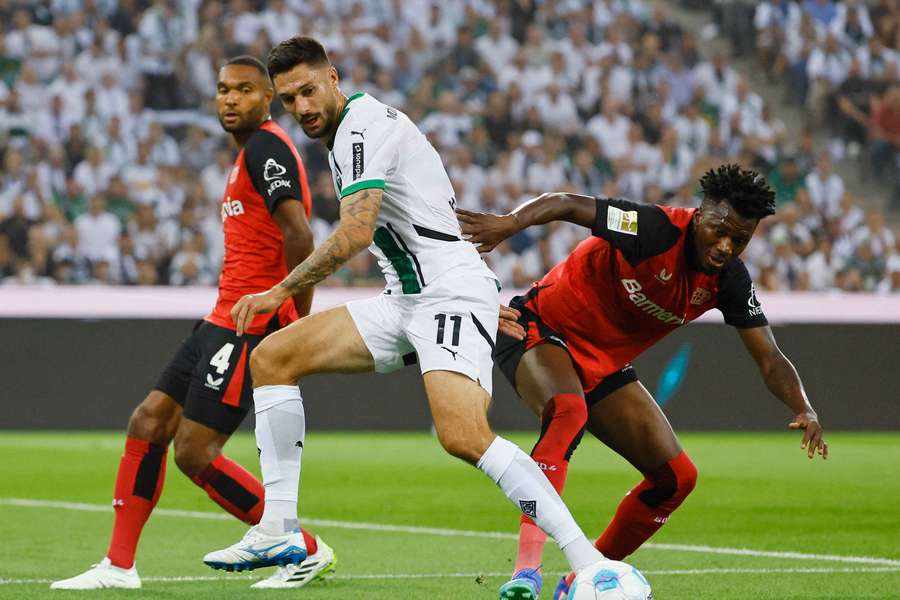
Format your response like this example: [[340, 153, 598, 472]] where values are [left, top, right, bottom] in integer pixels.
[[717, 257, 752, 287], [339, 93, 399, 133], [243, 123, 296, 159]]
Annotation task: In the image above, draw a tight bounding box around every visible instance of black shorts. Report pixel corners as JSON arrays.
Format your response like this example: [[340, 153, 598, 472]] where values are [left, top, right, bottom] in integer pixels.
[[494, 295, 638, 408], [155, 320, 265, 435]]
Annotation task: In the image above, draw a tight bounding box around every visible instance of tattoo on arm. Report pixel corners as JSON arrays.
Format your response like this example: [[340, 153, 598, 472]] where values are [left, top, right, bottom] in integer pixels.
[[278, 188, 382, 295]]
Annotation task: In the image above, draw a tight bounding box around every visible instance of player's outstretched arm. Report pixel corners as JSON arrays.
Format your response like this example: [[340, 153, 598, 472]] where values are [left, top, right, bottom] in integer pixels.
[[456, 192, 596, 253], [273, 199, 316, 318], [230, 188, 383, 335], [737, 326, 828, 460]]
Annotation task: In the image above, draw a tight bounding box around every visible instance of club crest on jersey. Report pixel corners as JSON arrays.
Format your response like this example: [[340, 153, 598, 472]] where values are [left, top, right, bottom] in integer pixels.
[[229, 165, 240, 184], [519, 500, 537, 519], [607, 206, 638, 235], [221, 197, 245, 221], [690, 287, 712, 305], [263, 158, 287, 181]]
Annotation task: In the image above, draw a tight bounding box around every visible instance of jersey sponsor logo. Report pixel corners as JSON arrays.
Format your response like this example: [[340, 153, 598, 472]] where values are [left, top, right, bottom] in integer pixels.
[[221, 197, 245, 221], [607, 206, 638, 235], [229, 165, 240, 184], [263, 158, 288, 181], [690, 287, 712, 305], [655, 268, 673, 284], [747, 283, 763, 316], [536, 462, 558, 472], [267, 178, 291, 196], [352, 142, 364, 180], [621, 278, 685, 325]]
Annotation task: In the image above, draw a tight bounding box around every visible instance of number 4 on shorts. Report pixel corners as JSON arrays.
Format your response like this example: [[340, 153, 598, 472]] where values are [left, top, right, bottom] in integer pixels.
[[210, 342, 235, 374]]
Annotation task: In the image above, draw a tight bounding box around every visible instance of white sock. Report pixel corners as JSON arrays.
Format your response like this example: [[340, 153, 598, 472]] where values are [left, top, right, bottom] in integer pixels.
[[477, 436, 603, 571], [254, 384, 304, 535]]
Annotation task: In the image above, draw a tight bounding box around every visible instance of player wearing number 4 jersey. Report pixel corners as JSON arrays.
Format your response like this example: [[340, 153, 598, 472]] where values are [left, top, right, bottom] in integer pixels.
[[203, 37, 648, 598], [457, 164, 828, 600], [51, 56, 334, 591]]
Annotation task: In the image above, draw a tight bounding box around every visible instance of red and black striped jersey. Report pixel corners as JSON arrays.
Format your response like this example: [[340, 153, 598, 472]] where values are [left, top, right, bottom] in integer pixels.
[[206, 120, 312, 335], [525, 197, 767, 392]]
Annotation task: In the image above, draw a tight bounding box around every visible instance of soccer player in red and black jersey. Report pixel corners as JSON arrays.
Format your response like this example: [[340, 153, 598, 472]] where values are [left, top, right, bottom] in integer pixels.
[[52, 56, 333, 591], [457, 164, 828, 600]]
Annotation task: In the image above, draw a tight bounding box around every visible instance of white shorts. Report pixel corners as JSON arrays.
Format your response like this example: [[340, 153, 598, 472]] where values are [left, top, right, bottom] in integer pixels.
[[346, 272, 500, 395]]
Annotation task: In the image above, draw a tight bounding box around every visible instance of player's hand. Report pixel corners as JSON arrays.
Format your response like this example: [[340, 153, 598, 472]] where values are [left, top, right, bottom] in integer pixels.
[[789, 411, 828, 460], [498, 305, 525, 340], [230, 287, 288, 337], [456, 208, 521, 253]]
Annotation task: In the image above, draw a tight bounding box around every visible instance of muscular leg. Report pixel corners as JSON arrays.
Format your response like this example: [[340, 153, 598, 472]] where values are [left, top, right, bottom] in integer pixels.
[[248, 306, 375, 534], [423, 370, 601, 573], [511, 344, 589, 574], [107, 391, 181, 568], [587, 382, 697, 560]]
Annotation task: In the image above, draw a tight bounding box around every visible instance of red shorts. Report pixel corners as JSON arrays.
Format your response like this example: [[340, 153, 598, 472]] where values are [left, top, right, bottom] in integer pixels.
[[494, 290, 637, 407]]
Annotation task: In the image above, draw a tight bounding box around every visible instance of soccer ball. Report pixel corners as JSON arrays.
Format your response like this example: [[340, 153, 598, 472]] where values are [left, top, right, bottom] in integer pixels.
[[568, 560, 652, 600]]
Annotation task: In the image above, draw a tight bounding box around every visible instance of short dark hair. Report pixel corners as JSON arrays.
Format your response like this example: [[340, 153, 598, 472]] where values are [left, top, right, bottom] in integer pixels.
[[699, 163, 776, 220], [224, 55, 270, 79], [267, 36, 330, 80]]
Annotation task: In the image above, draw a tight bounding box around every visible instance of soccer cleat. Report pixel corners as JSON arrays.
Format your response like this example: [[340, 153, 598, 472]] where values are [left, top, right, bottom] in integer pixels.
[[203, 525, 307, 572], [552, 571, 576, 600], [251, 535, 336, 588], [499, 567, 542, 599], [50, 558, 141, 590]]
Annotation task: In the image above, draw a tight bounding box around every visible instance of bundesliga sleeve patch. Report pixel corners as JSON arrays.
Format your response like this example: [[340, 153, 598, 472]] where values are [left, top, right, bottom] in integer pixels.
[[607, 205, 639, 235]]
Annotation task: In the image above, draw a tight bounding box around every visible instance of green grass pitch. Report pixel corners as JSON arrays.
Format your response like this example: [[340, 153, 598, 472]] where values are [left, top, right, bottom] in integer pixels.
[[1, 431, 898, 599]]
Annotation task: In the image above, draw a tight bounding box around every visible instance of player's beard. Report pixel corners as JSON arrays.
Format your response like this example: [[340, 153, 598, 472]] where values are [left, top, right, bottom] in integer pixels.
[[300, 96, 339, 139]]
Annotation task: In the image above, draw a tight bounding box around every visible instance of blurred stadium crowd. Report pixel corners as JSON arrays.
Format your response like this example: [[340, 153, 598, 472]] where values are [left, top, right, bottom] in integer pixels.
[[0, 0, 897, 293]]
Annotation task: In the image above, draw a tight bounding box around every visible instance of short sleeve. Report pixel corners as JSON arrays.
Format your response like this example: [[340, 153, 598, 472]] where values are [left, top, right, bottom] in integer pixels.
[[591, 197, 682, 265], [333, 113, 398, 198], [716, 259, 769, 329], [243, 129, 304, 214]]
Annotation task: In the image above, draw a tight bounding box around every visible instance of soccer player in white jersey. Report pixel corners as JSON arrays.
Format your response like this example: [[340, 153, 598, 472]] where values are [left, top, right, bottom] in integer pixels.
[[203, 37, 646, 598]]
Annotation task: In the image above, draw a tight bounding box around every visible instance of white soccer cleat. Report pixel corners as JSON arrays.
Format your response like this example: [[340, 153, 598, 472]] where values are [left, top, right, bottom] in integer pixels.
[[568, 558, 652, 600], [251, 535, 336, 588], [203, 525, 307, 572], [50, 558, 141, 590]]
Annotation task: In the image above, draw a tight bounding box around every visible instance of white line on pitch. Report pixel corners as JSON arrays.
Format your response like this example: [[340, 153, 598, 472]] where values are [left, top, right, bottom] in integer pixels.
[[3, 568, 900, 586], [2, 497, 899, 567]]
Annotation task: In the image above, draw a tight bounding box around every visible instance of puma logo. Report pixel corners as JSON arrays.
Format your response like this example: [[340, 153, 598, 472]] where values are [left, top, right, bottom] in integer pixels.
[[441, 346, 459, 360]]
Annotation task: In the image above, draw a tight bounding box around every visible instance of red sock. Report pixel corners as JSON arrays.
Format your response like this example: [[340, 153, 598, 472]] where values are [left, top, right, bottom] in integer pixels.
[[595, 451, 697, 560], [107, 437, 167, 568], [515, 393, 587, 573], [191, 454, 317, 555]]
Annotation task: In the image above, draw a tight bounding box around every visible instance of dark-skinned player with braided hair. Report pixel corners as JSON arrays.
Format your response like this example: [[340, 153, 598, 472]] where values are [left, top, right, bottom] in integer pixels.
[[457, 163, 828, 600]]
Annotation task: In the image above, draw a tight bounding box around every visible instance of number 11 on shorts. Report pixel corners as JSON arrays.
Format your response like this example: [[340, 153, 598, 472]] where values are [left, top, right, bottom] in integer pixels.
[[435, 313, 461, 346]]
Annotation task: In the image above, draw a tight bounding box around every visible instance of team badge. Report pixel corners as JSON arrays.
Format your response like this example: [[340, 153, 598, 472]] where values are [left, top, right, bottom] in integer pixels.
[[690, 288, 711, 305], [607, 206, 638, 235], [519, 500, 537, 519]]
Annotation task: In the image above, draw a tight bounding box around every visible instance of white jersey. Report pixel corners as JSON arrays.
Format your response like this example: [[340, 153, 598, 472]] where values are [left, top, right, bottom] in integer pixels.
[[328, 92, 496, 294]]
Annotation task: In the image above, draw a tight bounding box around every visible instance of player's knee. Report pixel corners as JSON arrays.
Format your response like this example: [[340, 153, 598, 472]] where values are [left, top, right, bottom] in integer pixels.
[[173, 439, 215, 478], [249, 340, 295, 386], [638, 452, 698, 509], [435, 430, 487, 464], [127, 396, 177, 444], [675, 452, 698, 499]]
